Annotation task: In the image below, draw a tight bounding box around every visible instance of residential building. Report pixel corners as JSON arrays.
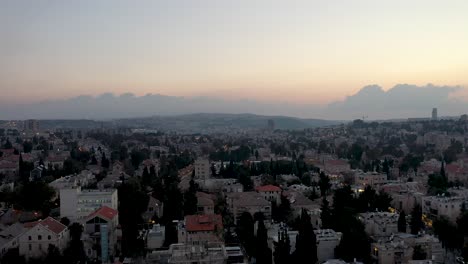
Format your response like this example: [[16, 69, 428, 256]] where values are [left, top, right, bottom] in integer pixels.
[[60, 187, 118, 222], [0, 223, 26, 257], [178, 214, 223, 245], [146, 242, 227, 264], [226, 192, 271, 224], [315, 229, 343, 263], [142, 195, 163, 223], [255, 185, 281, 204], [194, 158, 211, 180], [18, 217, 69, 259], [360, 212, 399, 239], [83, 206, 120, 261], [421, 195, 465, 223], [146, 224, 165, 250], [355, 171, 388, 187], [196, 192, 215, 215]]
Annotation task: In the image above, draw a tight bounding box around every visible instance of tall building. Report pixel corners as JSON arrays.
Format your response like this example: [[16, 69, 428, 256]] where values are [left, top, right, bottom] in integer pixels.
[[267, 119, 275, 131], [60, 187, 118, 222], [194, 158, 211, 180], [432, 108, 438, 120], [23, 119, 39, 132]]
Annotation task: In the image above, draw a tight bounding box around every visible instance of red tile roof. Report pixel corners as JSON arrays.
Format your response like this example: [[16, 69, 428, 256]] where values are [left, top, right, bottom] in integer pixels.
[[446, 164, 462, 174], [256, 184, 281, 192], [24, 217, 67, 234], [0, 162, 17, 169], [87, 206, 118, 221], [0, 149, 15, 155], [325, 159, 349, 166], [185, 214, 222, 232]]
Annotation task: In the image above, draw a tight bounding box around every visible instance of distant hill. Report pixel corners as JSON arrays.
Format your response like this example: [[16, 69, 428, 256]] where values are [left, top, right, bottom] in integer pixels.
[[114, 113, 343, 132]]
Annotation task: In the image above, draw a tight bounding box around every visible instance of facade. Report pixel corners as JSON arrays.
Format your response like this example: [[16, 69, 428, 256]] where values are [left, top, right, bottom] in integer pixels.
[[372, 234, 444, 264], [196, 192, 215, 215], [360, 212, 399, 238], [146, 224, 165, 250], [18, 217, 69, 259], [23, 119, 39, 132], [146, 242, 227, 264], [255, 185, 281, 204], [60, 187, 118, 222], [194, 158, 211, 180], [355, 172, 388, 187], [315, 229, 342, 263], [226, 192, 271, 224], [421, 195, 465, 223], [178, 214, 223, 245], [432, 108, 438, 120], [142, 196, 163, 223], [0, 223, 26, 257], [83, 206, 120, 261]]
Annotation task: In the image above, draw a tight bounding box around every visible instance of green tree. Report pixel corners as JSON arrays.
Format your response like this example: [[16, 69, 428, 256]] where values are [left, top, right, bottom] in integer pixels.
[[321, 196, 333, 229], [255, 218, 272, 264], [318, 171, 331, 197], [412, 245, 427, 260], [410, 205, 424, 235], [292, 209, 317, 263], [398, 211, 406, 233], [274, 229, 291, 264], [63, 223, 86, 263], [238, 212, 255, 257], [183, 178, 198, 216]]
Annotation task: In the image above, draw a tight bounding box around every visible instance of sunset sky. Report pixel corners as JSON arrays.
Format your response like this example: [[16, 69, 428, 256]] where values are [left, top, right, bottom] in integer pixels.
[[1, 0, 468, 105]]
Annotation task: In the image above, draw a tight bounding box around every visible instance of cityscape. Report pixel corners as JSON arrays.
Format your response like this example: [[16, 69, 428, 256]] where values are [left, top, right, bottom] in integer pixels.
[[1, 1, 468, 264]]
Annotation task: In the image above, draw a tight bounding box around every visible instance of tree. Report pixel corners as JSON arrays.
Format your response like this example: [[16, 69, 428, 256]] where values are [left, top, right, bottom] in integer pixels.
[[22, 141, 33, 153], [101, 152, 110, 168], [63, 223, 86, 263], [292, 209, 317, 263], [141, 166, 151, 187], [433, 217, 462, 250], [410, 205, 424, 235], [412, 245, 427, 260], [60, 217, 70, 227], [321, 196, 333, 229], [3, 138, 12, 149], [44, 244, 63, 264], [90, 155, 98, 165], [238, 212, 255, 257], [318, 171, 331, 197], [183, 178, 198, 216], [398, 211, 406, 233], [255, 218, 272, 264], [274, 229, 291, 264]]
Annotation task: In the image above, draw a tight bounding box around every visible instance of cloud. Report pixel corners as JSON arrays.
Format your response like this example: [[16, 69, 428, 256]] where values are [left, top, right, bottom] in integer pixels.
[[0, 84, 466, 120], [326, 84, 466, 119]]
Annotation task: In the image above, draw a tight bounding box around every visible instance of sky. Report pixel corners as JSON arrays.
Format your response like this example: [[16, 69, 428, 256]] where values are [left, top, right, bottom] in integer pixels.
[[1, 1, 468, 116]]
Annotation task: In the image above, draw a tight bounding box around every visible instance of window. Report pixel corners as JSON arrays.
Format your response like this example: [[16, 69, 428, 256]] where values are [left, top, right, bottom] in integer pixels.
[[29, 244, 32, 251], [28, 236, 32, 241], [38, 235, 42, 240], [39, 244, 42, 250], [48, 235, 51, 240]]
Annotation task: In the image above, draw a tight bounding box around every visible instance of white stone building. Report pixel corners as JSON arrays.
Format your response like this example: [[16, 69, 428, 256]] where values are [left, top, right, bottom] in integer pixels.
[[18, 217, 69, 259], [315, 229, 343, 263], [194, 158, 211, 180], [60, 187, 118, 222]]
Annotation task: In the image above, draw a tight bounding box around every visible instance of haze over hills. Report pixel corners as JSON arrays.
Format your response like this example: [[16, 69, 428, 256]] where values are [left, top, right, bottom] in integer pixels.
[[0, 84, 467, 120]]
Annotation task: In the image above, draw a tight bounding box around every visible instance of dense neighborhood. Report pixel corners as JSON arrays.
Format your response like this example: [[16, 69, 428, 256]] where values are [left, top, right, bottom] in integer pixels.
[[1, 115, 468, 264]]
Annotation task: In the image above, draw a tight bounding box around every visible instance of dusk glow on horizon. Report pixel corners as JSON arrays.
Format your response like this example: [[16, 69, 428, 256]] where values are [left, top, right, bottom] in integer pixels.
[[1, 0, 468, 105]]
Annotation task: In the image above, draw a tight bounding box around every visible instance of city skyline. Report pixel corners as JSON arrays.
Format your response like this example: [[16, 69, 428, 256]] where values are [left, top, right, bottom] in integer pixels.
[[1, 0, 468, 108]]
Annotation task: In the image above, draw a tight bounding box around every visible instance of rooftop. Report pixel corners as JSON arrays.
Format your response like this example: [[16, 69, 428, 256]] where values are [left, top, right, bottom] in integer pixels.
[[185, 214, 222, 232]]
